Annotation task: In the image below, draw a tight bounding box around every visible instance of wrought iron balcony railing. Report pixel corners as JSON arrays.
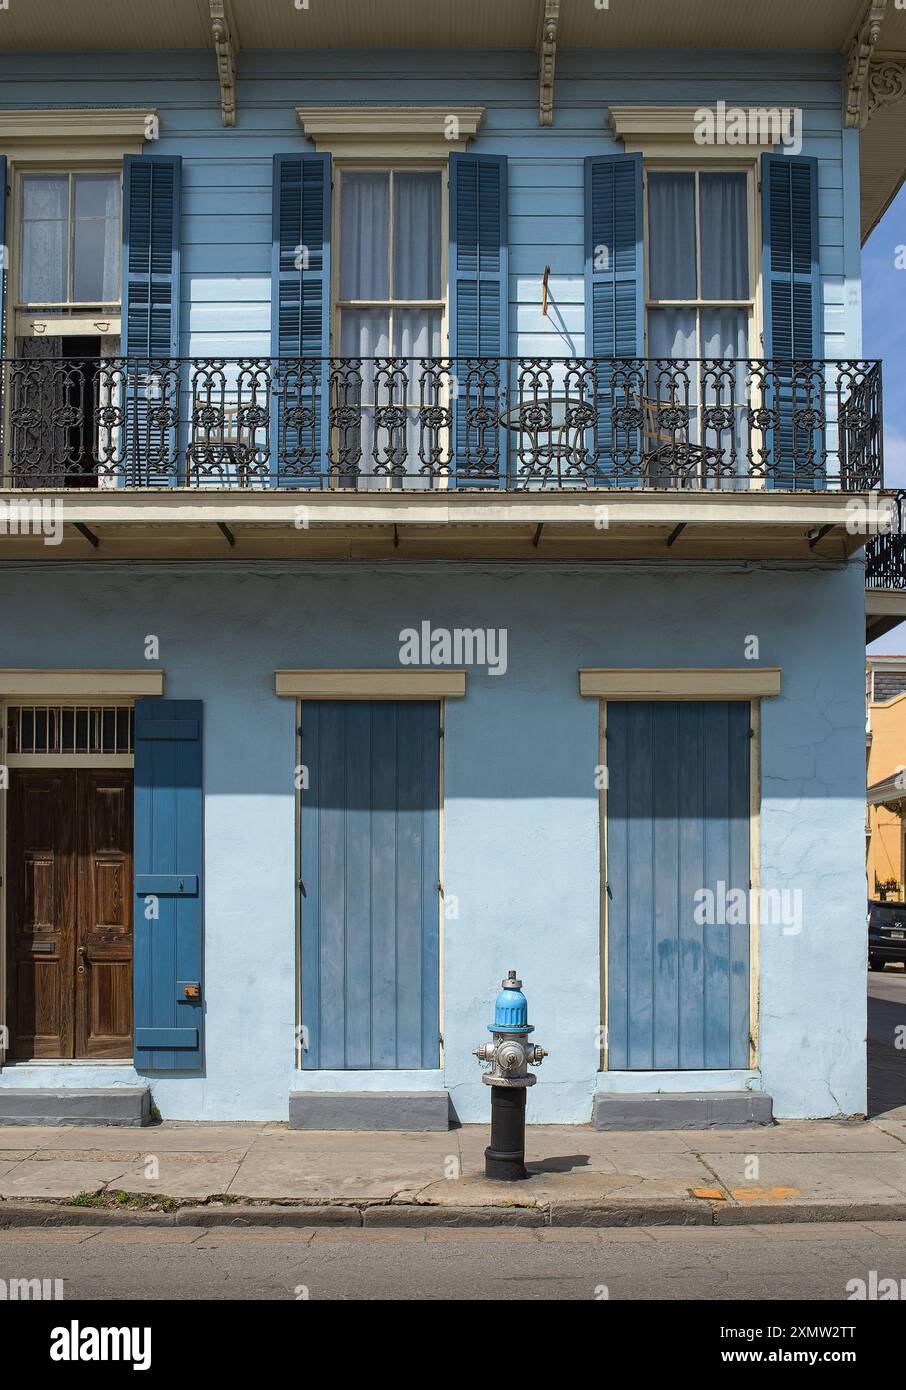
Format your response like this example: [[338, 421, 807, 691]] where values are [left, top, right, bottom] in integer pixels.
[[0, 355, 883, 492], [866, 490, 906, 589]]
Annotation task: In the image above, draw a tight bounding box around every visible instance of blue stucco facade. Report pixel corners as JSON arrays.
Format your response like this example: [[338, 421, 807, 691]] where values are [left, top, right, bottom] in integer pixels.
[[0, 557, 868, 1120], [0, 43, 872, 1122]]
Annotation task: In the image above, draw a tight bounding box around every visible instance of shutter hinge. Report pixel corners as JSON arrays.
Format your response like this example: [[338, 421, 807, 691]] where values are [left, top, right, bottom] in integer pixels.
[[749, 727, 755, 738], [437, 880, 444, 896], [604, 881, 612, 899]]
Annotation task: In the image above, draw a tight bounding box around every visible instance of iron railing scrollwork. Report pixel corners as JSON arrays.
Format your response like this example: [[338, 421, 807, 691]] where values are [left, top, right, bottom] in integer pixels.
[[0, 355, 883, 492], [866, 490, 906, 590]]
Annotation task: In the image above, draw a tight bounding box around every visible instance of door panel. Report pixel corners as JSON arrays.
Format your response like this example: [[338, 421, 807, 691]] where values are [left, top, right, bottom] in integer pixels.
[[7, 771, 76, 1058], [76, 771, 134, 1057], [606, 701, 751, 1071], [6, 769, 133, 1060], [300, 700, 441, 1069]]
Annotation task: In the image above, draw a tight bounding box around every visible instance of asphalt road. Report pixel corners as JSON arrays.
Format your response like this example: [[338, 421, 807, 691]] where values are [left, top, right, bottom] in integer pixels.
[[0, 975, 901, 1306], [1, 1221, 906, 1300], [868, 962, 906, 1116]]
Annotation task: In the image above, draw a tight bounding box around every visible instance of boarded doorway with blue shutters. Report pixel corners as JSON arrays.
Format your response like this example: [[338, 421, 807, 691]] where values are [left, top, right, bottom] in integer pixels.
[[604, 701, 753, 1071], [299, 701, 441, 1070]]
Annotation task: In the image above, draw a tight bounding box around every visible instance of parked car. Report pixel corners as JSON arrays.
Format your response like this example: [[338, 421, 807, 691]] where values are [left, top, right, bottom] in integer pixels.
[[869, 899, 906, 971]]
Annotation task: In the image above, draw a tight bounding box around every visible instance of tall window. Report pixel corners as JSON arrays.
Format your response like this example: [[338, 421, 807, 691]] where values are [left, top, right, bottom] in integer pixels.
[[646, 169, 752, 361], [335, 167, 445, 484], [19, 172, 121, 311], [13, 171, 122, 489], [337, 168, 444, 358]]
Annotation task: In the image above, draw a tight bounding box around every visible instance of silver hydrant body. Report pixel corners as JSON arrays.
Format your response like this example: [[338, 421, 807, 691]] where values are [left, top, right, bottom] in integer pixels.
[[473, 970, 547, 1180]]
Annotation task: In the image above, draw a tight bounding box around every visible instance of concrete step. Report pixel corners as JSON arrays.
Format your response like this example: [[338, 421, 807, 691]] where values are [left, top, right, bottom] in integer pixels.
[[289, 1090, 450, 1131], [0, 1087, 152, 1127], [593, 1090, 774, 1131]]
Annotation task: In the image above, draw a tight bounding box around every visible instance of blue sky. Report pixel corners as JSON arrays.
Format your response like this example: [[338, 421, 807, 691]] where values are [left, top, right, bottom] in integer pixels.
[[862, 182, 906, 653]]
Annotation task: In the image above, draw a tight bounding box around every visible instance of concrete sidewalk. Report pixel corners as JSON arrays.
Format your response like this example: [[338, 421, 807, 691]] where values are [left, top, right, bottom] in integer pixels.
[[3, 1113, 906, 1228]]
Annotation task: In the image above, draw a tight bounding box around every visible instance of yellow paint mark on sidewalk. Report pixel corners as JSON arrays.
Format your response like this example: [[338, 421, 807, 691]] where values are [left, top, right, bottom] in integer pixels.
[[691, 1187, 726, 1200], [731, 1186, 801, 1202]]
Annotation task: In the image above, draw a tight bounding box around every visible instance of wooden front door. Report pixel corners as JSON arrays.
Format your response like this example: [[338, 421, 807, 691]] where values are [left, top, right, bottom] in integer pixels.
[[6, 769, 133, 1059]]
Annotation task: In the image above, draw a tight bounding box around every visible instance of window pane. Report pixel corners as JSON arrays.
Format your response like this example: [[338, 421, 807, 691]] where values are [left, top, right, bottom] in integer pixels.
[[340, 172, 389, 300], [339, 308, 390, 359], [700, 307, 748, 360], [648, 172, 696, 300], [648, 307, 697, 358], [700, 173, 749, 300], [392, 308, 442, 359], [20, 175, 68, 303], [392, 172, 442, 299], [72, 174, 120, 302]]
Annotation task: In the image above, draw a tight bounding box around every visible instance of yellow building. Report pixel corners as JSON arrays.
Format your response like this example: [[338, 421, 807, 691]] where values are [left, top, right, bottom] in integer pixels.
[[867, 656, 906, 900]]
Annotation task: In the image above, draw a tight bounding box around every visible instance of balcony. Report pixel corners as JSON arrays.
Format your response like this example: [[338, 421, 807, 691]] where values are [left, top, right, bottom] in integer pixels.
[[0, 354, 883, 493], [866, 491, 906, 642], [0, 354, 885, 563]]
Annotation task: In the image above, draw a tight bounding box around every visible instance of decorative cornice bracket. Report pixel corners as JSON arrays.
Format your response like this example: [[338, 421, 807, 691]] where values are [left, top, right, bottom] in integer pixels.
[[209, 0, 239, 129], [538, 0, 559, 127], [844, 0, 889, 127], [867, 54, 906, 121]]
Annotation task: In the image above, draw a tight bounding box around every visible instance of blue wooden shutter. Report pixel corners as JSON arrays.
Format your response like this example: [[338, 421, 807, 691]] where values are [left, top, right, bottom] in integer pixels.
[[761, 154, 822, 487], [584, 154, 643, 480], [133, 699, 203, 1071], [449, 153, 507, 484], [121, 156, 182, 485], [0, 157, 7, 348], [271, 153, 331, 484], [606, 701, 751, 1071], [300, 700, 440, 1069]]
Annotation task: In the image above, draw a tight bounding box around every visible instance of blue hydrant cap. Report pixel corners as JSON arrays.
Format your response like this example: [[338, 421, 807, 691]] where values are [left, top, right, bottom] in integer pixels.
[[489, 969, 534, 1034]]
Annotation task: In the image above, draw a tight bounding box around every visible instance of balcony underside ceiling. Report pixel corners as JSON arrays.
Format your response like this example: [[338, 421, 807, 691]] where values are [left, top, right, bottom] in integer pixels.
[[0, 0, 870, 51], [866, 587, 906, 641], [0, 490, 873, 563]]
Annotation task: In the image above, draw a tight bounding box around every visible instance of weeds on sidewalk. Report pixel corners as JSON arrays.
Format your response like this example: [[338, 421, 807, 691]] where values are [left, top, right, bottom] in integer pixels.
[[71, 1189, 178, 1214]]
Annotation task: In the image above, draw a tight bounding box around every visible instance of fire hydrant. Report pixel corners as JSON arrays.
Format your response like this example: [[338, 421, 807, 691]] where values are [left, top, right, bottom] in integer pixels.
[[473, 969, 547, 1180]]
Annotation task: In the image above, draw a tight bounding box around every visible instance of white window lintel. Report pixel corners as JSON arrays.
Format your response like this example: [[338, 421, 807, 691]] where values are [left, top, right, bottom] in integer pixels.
[[608, 104, 780, 160], [296, 106, 484, 159], [0, 109, 156, 162], [0, 670, 164, 698], [579, 668, 781, 700], [276, 669, 466, 699]]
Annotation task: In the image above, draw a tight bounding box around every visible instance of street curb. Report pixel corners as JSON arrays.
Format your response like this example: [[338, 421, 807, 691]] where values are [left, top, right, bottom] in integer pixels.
[[1, 1197, 906, 1230]]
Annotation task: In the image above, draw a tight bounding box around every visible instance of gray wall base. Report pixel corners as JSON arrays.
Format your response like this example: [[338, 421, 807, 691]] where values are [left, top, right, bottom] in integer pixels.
[[289, 1091, 450, 1131], [0, 1088, 152, 1127], [593, 1090, 774, 1131]]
